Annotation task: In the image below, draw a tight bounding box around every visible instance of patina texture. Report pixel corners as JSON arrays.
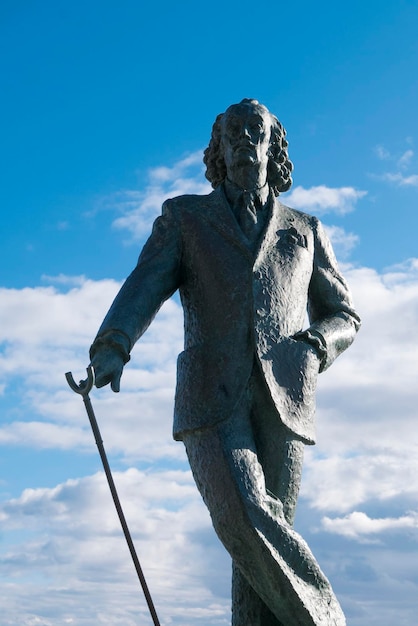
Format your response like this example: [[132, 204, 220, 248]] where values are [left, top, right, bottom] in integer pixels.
[[90, 99, 360, 625]]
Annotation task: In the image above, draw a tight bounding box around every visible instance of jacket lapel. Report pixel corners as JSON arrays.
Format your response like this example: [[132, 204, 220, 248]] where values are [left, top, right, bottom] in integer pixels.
[[204, 188, 302, 267], [254, 198, 296, 268], [204, 186, 254, 259]]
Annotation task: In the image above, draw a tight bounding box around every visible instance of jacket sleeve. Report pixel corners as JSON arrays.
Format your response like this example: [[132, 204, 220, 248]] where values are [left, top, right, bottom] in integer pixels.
[[90, 200, 182, 359], [304, 217, 361, 372]]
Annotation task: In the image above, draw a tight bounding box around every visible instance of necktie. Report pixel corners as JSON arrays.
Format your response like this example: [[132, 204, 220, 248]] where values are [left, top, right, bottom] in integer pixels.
[[239, 191, 259, 240], [235, 191, 269, 251]]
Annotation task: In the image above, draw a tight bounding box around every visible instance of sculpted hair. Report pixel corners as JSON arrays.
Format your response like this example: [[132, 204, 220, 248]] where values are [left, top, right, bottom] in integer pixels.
[[203, 99, 293, 196]]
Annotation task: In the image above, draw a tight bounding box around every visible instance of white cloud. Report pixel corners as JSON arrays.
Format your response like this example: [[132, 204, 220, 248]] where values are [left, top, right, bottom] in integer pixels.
[[284, 185, 367, 215], [99, 155, 367, 244], [0, 277, 184, 462], [0, 278, 120, 349], [324, 225, 359, 259], [375, 145, 390, 160], [56, 220, 70, 231], [380, 171, 418, 186], [40, 273, 89, 287], [298, 259, 418, 518], [109, 151, 212, 240], [373, 143, 418, 186], [148, 151, 206, 183], [0, 421, 91, 450], [397, 149, 414, 169], [0, 469, 230, 625], [321, 511, 418, 541], [3, 259, 418, 519], [302, 449, 418, 514], [3, 156, 418, 623]]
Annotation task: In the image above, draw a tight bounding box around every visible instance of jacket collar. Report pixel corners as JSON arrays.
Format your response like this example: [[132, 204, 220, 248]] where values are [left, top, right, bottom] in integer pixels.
[[205, 185, 297, 264]]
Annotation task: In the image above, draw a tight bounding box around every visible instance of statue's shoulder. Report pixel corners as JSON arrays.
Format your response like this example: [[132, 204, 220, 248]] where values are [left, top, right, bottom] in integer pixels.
[[278, 201, 320, 231], [162, 188, 220, 217]]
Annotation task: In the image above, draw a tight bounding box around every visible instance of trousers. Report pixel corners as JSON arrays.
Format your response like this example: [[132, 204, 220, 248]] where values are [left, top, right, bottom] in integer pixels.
[[182, 362, 345, 626]]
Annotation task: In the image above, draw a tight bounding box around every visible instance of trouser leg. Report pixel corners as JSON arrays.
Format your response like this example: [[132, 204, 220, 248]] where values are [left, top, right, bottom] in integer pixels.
[[232, 366, 305, 625], [231, 442, 303, 626], [232, 560, 284, 626], [183, 384, 345, 626]]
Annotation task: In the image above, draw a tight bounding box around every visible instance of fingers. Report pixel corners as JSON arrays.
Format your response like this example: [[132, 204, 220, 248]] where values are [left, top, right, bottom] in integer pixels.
[[91, 350, 125, 391], [110, 368, 122, 393], [94, 372, 111, 388], [94, 367, 122, 391]]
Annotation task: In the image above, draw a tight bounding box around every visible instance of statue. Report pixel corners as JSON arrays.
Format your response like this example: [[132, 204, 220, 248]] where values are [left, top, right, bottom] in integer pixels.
[[90, 99, 361, 625]]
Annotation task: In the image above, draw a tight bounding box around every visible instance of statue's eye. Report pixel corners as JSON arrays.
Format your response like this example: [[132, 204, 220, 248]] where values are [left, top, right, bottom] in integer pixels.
[[250, 122, 264, 134]]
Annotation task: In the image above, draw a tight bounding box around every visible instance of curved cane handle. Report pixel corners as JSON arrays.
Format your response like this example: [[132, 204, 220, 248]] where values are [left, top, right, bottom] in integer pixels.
[[65, 365, 95, 396]]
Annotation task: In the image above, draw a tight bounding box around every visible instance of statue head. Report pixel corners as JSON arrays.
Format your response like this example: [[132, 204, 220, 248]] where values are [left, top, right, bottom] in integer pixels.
[[203, 99, 293, 195]]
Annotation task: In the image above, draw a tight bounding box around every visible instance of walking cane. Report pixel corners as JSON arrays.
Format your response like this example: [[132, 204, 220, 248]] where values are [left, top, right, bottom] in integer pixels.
[[65, 365, 161, 626]]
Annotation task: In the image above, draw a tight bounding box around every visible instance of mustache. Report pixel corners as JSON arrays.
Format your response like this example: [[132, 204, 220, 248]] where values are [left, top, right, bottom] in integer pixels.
[[234, 142, 257, 150]]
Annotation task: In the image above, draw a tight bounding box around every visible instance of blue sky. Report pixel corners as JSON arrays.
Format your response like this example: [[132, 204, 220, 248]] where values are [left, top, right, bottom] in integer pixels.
[[1, 1, 418, 624]]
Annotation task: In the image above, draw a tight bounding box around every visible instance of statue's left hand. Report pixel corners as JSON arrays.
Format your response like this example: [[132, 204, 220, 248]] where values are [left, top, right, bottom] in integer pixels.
[[91, 346, 125, 392], [292, 330, 327, 369]]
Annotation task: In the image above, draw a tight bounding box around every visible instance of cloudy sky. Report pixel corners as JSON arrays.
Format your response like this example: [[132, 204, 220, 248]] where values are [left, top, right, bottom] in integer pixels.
[[1, 1, 418, 624]]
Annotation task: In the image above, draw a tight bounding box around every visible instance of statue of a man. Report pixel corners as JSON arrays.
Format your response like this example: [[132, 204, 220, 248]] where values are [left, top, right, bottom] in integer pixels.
[[90, 99, 360, 625]]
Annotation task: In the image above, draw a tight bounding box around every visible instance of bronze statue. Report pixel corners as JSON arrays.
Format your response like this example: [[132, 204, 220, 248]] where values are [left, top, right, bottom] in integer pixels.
[[90, 99, 360, 625]]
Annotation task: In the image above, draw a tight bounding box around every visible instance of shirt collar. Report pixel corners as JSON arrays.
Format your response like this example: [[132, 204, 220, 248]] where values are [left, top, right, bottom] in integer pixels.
[[223, 178, 271, 209]]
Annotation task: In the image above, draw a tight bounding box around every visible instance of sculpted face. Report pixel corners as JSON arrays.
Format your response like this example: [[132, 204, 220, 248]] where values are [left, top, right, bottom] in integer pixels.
[[221, 103, 272, 189]]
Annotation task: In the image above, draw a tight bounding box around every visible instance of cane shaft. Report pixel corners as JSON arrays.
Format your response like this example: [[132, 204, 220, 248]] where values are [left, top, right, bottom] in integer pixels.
[[82, 394, 161, 626], [66, 368, 161, 626]]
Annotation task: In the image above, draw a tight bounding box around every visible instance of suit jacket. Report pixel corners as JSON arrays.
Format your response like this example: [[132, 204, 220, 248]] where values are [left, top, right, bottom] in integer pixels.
[[92, 185, 360, 444]]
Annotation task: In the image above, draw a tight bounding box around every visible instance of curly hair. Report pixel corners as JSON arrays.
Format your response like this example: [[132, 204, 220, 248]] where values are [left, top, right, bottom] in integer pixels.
[[203, 99, 293, 196]]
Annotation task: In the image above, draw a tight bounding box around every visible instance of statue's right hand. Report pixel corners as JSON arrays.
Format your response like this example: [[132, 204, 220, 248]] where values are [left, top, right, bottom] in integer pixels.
[[90, 346, 125, 392]]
